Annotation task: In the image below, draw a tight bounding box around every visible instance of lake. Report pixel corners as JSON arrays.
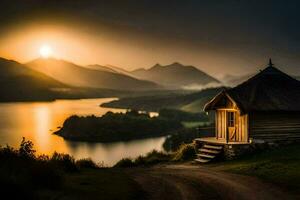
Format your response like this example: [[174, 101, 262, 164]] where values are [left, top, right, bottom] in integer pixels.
[[0, 98, 165, 166]]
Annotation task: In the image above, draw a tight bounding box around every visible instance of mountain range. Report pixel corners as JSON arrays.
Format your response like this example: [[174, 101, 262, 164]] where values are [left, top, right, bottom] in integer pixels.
[[26, 58, 160, 91], [0, 56, 223, 101], [130, 62, 220, 89], [87, 64, 135, 78], [0, 57, 66, 101], [26, 59, 221, 90]]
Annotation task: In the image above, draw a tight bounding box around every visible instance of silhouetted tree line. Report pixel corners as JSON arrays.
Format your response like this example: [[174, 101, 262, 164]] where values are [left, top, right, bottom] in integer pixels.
[[55, 109, 192, 142]]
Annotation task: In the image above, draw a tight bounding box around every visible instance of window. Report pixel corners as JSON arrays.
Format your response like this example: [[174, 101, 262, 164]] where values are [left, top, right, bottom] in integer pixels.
[[227, 112, 235, 127]]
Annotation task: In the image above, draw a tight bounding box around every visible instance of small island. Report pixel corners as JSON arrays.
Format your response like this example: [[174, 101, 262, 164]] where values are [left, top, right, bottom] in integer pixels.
[[54, 110, 185, 142]]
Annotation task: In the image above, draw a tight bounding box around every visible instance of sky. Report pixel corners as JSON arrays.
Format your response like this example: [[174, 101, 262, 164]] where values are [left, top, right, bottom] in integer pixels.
[[0, 0, 299, 78]]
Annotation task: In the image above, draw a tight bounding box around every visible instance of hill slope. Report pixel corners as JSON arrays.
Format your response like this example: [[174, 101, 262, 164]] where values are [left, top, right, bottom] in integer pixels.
[[101, 87, 224, 112], [0, 57, 67, 101], [131, 62, 220, 89], [27, 58, 161, 91]]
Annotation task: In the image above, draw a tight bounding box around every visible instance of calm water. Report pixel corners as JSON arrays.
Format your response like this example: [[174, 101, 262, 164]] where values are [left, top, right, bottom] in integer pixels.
[[0, 98, 165, 166]]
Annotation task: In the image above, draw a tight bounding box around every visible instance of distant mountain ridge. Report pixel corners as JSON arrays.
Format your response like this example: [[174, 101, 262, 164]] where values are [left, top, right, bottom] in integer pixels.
[[130, 62, 220, 89], [0, 57, 67, 101], [87, 64, 135, 78], [26, 58, 161, 91]]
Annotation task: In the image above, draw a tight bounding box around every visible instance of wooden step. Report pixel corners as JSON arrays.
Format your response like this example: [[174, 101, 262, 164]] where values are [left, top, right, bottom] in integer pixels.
[[199, 148, 220, 154], [194, 158, 210, 163], [203, 144, 223, 150], [197, 153, 215, 159]]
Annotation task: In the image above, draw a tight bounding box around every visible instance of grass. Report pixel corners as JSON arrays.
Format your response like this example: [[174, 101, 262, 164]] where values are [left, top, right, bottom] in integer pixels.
[[212, 144, 300, 193], [172, 143, 197, 161], [114, 143, 197, 167], [37, 169, 143, 200]]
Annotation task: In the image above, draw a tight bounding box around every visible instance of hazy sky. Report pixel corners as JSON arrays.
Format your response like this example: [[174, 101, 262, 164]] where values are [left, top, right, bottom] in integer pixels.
[[0, 0, 299, 77]]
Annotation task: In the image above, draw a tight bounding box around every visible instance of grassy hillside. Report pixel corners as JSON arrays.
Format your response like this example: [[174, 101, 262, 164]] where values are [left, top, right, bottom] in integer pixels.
[[101, 87, 224, 112], [213, 144, 300, 194]]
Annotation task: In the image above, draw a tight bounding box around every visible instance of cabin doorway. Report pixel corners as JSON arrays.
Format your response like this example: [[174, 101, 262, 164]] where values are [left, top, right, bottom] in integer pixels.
[[227, 111, 236, 142]]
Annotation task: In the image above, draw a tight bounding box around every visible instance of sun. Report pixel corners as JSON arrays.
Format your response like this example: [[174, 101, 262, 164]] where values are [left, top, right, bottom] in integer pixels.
[[39, 45, 52, 58]]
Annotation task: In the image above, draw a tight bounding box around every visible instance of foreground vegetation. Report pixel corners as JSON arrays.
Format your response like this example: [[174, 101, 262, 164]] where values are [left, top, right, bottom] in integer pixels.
[[0, 138, 197, 199], [213, 143, 300, 194], [163, 125, 214, 151], [2, 137, 299, 199], [0, 138, 143, 200], [114, 143, 197, 167]]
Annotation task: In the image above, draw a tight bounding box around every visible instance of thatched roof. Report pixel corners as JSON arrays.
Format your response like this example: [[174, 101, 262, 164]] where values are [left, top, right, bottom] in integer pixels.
[[204, 60, 300, 114]]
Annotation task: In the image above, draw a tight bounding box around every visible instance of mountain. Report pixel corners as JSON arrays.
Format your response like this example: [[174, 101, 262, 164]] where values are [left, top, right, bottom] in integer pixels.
[[86, 64, 118, 73], [106, 65, 136, 77], [0, 57, 67, 101], [131, 62, 220, 89], [87, 64, 135, 77], [27, 58, 161, 91]]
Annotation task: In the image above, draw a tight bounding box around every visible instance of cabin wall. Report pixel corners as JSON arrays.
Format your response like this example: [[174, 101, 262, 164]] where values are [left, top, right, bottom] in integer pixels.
[[216, 110, 226, 139], [249, 112, 300, 142], [235, 112, 248, 142], [215, 110, 248, 142]]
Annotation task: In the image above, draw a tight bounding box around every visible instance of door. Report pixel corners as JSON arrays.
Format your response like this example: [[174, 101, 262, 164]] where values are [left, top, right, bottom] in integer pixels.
[[227, 111, 236, 142]]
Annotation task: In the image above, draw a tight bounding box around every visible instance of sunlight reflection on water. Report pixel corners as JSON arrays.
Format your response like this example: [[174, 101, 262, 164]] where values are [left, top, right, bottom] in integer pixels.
[[0, 98, 164, 166]]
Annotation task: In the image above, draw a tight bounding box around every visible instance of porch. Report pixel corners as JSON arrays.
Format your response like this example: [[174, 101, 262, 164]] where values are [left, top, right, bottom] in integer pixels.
[[195, 137, 250, 145], [194, 137, 251, 163]]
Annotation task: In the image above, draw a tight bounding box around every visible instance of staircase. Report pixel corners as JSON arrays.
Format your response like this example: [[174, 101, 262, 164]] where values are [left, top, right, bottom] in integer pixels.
[[194, 144, 223, 163]]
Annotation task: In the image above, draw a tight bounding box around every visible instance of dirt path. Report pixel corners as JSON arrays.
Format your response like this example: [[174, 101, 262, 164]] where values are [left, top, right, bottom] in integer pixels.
[[127, 164, 295, 200]]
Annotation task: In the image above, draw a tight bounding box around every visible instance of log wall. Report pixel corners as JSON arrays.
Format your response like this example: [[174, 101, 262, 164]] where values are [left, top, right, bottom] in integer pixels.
[[249, 112, 300, 141]]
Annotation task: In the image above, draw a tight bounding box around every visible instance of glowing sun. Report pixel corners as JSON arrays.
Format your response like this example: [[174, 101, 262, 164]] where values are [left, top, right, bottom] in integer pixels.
[[39, 45, 52, 58]]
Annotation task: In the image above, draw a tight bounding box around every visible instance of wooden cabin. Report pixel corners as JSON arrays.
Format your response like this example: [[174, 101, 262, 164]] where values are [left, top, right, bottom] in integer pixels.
[[194, 60, 300, 162]]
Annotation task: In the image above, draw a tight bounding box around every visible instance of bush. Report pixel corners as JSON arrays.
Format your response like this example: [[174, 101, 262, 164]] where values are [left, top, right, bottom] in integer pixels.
[[172, 143, 197, 161], [19, 137, 36, 158], [115, 150, 171, 168], [76, 158, 99, 169], [114, 158, 136, 168], [0, 138, 64, 197], [163, 126, 214, 151], [137, 150, 171, 165], [50, 152, 78, 172]]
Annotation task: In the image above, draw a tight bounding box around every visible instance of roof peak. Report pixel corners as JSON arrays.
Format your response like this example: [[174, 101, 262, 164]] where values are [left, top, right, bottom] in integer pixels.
[[268, 58, 274, 67], [260, 59, 284, 75]]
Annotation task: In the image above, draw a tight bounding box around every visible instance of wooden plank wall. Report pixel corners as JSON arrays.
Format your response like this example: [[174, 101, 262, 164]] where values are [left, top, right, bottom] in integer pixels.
[[249, 112, 300, 141], [216, 110, 248, 142], [216, 110, 226, 139], [235, 112, 248, 142]]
